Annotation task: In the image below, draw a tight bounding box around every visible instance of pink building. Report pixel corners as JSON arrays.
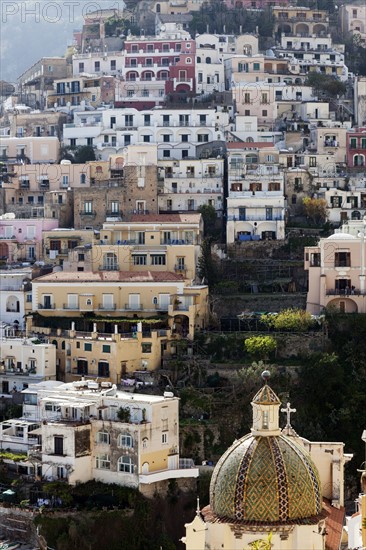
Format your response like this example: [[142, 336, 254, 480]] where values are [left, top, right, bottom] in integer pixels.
[[116, 37, 196, 108], [0, 218, 59, 263], [347, 128, 366, 168]]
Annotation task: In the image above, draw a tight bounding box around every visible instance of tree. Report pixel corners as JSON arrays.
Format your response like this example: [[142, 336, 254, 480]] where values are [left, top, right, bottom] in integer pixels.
[[73, 146, 96, 163], [244, 336, 277, 361], [197, 238, 219, 287], [305, 73, 347, 98], [302, 197, 328, 225], [198, 204, 217, 236]]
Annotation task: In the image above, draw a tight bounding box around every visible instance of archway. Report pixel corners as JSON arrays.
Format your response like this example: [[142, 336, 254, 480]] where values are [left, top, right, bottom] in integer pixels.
[[295, 23, 309, 35], [327, 298, 358, 313], [173, 314, 189, 337], [313, 24, 327, 35]]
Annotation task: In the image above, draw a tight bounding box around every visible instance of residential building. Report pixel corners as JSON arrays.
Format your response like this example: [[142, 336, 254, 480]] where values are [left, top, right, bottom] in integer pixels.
[[63, 107, 230, 161], [0, 216, 59, 263], [17, 57, 70, 110], [5, 111, 67, 140], [346, 127, 366, 168], [273, 7, 330, 39], [46, 76, 116, 110], [42, 228, 95, 267], [0, 337, 56, 397], [195, 35, 227, 95], [0, 161, 89, 225], [232, 83, 314, 129], [73, 147, 159, 229], [14, 380, 199, 489], [340, 3, 366, 45], [0, 266, 33, 329], [157, 158, 224, 216], [84, 213, 203, 281], [354, 77, 366, 126], [309, 121, 349, 164], [72, 51, 125, 78], [226, 142, 286, 243], [0, 137, 60, 165], [305, 221, 366, 314]]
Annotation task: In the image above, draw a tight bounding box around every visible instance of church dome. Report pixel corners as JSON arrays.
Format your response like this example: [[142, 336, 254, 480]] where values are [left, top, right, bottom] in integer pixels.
[[209, 380, 322, 524]]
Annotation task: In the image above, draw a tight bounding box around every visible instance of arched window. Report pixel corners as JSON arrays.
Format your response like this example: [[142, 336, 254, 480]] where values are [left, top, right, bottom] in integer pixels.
[[118, 456, 134, 473], [205, 57, 211, 64], [197, 56, 201, 63], [80, 173, 86, 184], [61, 340, 65, 350], [354, 154, 365, 167], [52, 340, 58, 349], [186, 57, 192, 64], [246, 137, 254, 142], [118, 433, 133, 448], [156, 3, 160, 12]]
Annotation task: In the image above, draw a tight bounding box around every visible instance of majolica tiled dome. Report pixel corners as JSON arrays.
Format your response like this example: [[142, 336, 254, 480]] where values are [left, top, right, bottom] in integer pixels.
[[209, 382, 322, 524]]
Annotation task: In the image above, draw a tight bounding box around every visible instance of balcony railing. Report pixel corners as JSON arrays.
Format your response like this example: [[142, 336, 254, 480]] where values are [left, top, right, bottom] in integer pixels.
[[98, 304, 117, 310], [38, 303, 56, 309], [227, 214, 284, 222], [63, 304, 79, 310], [326, 288, 364, 296], [79, 210, 96, 216], [124, 304, 143, 310], [99, 264, 120, 271]]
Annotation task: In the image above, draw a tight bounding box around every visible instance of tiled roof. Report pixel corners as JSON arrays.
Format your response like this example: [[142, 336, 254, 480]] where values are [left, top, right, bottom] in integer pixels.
[[33, 270, 184, 283], [323, 499, 345, 550], [129, 213, 201, 223], [252, 384, 281, 404]]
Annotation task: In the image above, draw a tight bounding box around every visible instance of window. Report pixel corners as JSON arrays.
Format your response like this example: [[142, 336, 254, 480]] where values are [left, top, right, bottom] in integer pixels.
[[335, 252, 350, 267], [54, 436, 64, 456], [142, 343, 152, 353], [198, 134, 209, 142], [181, 134, 189, 142], [163, 150, 170, 158], [78, 253, 85, 261], [309, 157, 317, 167], [84, 343, 92, 352], [94, 61, 100, 72], [111, 60, 116, 70], [163, 134, 171, 142], [84, 200, 93, 214], [133, 255, 147, 265], [262, 110, 268, 117], [162, 432, 168, 444], [151, 254, 166, 265], [118, 433, 133, 448], [96, 454, 110, 469], [253, 63, 260, 71], [118, 456, 134, 473], [102, 345, 111, 353], [97, 431, 110, 444]]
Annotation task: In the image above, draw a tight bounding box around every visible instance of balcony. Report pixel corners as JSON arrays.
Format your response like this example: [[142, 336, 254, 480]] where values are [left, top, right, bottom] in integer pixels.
[[99, 264, 120, 271], [38, 303, 56, 309], [105, 210, 123, 218], [124, 304, 143, 310], [98, 304, 117, 310], [326, 289, 364, 296], [227, 214, 284, 221], [79, 210, 96, 217], [63, 304, 80, 310]]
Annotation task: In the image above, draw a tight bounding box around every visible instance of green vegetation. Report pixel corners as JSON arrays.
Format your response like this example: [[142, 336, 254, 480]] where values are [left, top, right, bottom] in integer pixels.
[[244, 336, 277, 360], [117, 407, 131, 422], [261, 309, 314, 332], [0, 451, 27, 462], [304, 73, 347, 98]]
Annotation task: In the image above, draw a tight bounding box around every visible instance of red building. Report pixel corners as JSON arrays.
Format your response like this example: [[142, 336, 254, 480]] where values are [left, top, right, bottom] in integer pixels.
[[346, 128, 366, 168], [116, 37, 196, 108]]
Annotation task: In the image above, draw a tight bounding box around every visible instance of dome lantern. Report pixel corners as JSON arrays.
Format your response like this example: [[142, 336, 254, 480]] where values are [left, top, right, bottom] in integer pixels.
[[251, 371, 281, 436]]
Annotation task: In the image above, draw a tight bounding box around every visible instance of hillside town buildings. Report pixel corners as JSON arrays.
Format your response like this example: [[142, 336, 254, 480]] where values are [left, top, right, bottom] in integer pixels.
[[0, 1, 366, 520]]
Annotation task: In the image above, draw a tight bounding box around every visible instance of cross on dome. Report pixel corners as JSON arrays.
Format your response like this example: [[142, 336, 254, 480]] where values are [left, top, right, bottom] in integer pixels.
[[281, 402, 297, 428]]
